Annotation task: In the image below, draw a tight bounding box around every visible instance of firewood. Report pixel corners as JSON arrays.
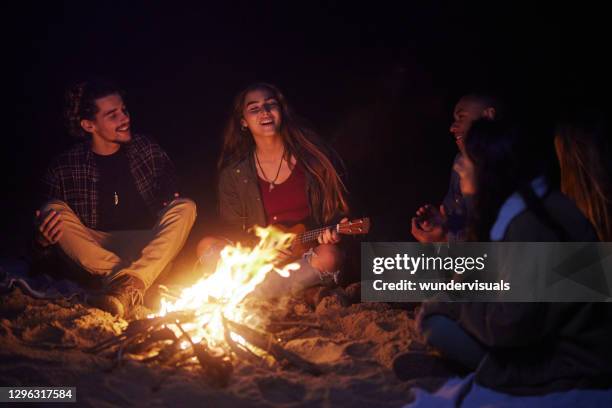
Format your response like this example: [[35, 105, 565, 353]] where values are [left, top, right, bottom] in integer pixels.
[[224, 318, 322, 375], [125, 310, 196, 336], [86, 334, 127, 353], [88, 310, 196, 354], [267, 321, 323, 331], [163, 348, 195, 367], [222, 316, 264, 364], [125, 327, 177, 355], [175, 322, 233, 387]]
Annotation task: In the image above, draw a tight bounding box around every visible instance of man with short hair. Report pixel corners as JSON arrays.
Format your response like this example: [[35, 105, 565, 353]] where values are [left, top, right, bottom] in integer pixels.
[[411, 93, 501, 242], [35, 78, 196, 317]]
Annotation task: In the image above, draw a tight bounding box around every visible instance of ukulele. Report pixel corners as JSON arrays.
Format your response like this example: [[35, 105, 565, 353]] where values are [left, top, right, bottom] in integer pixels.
[[274, 217, 371, 258]]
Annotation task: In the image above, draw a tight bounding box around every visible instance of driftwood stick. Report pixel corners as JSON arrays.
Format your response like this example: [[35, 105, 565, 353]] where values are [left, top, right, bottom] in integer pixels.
[[225, 318, 322, 375], [92, 330, 141, 356], [126, 310, 196, 335], [276, 326, 315, 342], [175, 321, 233, 387], [164, 348, 195, 367], [86, 333, 128, 353], [222, 316, 263, 364], [125, 327, 177, 355], [140, 338, 181, 364], [267, 321, 323, 329], [88, 310, 196, 354]]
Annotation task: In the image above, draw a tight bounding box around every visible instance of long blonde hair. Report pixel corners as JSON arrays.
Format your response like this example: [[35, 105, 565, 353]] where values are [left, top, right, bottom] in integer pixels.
[[555, 117, 612, 241], [219, 83, 349, 224]]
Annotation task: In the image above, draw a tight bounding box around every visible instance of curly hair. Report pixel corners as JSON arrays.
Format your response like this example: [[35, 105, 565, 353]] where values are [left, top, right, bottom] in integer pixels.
[[64, 78, 125, 138]]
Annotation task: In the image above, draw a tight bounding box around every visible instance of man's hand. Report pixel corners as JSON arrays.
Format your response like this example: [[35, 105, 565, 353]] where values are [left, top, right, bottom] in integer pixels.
[[452, 155, 476, 196], [411, 205, 448, 243], [317, 217, 347, 245], [35, 209, 64, 247]]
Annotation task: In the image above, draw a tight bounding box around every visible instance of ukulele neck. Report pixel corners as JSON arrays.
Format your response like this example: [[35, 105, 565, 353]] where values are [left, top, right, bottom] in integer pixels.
[[296, 224, 338, 244]]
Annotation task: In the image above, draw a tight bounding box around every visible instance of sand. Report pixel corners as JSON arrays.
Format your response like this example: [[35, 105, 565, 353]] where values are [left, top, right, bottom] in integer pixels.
[[0, 284, 452, 407]]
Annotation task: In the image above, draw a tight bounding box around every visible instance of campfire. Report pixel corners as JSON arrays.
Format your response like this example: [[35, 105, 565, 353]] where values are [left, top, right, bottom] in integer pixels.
[[88, 226, 322, 387]]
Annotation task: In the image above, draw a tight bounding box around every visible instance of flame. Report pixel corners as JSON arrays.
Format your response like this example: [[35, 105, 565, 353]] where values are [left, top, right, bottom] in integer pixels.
[[154, 226, 300, 350]]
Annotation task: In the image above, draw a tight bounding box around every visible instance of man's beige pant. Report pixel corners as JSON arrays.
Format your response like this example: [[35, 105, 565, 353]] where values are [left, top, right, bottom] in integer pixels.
[[41, 199, 197, 289]]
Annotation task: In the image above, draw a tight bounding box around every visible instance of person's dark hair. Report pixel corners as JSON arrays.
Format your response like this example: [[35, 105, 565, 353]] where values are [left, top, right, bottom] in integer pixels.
[[219, 82, 349, 223], [555, 111, 612, 241], [465, 119, 554, 240], [64, 78, 125, 138], [461, 92, 505, 120]]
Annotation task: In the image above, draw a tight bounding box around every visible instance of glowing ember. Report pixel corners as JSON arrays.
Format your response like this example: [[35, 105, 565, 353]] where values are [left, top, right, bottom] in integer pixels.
[[154, 226, 300, 351]]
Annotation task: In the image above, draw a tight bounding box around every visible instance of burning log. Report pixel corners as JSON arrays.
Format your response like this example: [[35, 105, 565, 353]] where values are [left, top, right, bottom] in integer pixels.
[[85, 226, 325, 386], [87, 310, 322, 388], [222, 318, 264, 365], [125, 327, 176, 355], [159, 348, 195, 368], [267, 321, 323, 331], [125, 310, 196, 335], [224, 317, 322, 376], [140, 340, 182, 364], [175, 322, 232, 387], [87, 310, 195, 354]]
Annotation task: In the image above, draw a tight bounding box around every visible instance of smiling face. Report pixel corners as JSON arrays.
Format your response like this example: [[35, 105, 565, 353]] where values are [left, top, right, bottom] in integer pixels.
[[240, 88, 282, 138], [80, 93, 131, 148], [449, 97, 488, 153], [449, 96, 498, 153]]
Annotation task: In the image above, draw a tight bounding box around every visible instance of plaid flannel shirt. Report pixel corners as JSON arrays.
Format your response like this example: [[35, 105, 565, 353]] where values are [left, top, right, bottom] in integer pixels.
[[41, 134, 178, 230]]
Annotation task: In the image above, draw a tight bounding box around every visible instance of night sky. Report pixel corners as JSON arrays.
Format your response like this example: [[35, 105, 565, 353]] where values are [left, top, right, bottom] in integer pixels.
[[6, 2, 609, 263]]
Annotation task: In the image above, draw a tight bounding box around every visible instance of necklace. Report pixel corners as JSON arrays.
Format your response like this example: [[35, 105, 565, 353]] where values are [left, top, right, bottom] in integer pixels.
[[255, 147, 285, 192]]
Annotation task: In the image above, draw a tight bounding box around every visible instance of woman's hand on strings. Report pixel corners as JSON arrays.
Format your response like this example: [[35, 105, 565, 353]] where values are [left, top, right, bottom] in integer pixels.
[[317, 217, 348, 245]]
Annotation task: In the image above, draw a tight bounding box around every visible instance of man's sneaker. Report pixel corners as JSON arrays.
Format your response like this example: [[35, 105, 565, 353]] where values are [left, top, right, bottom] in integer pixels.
[[88, 275, 145, 318], [112, 276, 145, 317], [87, 293, 125, 317]]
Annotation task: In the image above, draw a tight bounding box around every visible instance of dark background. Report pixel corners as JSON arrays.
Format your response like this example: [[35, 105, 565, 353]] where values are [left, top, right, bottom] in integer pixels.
[[5, 2, 609, 272]]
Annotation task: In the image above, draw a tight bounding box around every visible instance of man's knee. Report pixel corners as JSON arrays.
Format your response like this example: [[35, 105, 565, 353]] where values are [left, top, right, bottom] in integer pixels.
[[40, 199, 70, 214], [311, 244, 343, 272], [169, 198, 197, 222], [196, 236, 225, 258], [420, 315, 455, 347]]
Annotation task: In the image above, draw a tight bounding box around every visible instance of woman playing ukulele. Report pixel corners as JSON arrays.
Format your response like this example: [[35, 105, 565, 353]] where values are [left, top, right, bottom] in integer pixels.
[[198, 83, 351, 296]]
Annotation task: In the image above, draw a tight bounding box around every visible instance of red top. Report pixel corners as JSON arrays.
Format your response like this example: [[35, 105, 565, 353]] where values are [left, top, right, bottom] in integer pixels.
[[258, 164, 310, 226]]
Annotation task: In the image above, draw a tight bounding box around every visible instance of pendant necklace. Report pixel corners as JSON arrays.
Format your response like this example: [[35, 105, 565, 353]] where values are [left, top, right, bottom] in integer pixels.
[[255, 147, 285, 192]]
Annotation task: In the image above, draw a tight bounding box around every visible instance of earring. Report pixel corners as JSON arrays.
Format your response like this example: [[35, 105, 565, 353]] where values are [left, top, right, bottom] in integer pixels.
[[240, 125, 248, 132]]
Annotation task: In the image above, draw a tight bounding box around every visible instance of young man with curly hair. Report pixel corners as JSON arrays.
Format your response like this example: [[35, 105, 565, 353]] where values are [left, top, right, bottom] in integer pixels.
[[35, 78, 196, 317]]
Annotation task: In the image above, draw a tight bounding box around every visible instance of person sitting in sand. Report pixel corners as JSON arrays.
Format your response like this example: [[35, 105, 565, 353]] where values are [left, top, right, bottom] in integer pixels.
[[35, 78, 196, 317], [197, 82, 350, 297], [396, 119, 612, 401], [411, 93, 502, 243]]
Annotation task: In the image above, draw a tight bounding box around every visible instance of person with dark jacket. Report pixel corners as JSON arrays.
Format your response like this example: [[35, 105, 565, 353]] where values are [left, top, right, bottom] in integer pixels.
[[401, 120, 612, 404]]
